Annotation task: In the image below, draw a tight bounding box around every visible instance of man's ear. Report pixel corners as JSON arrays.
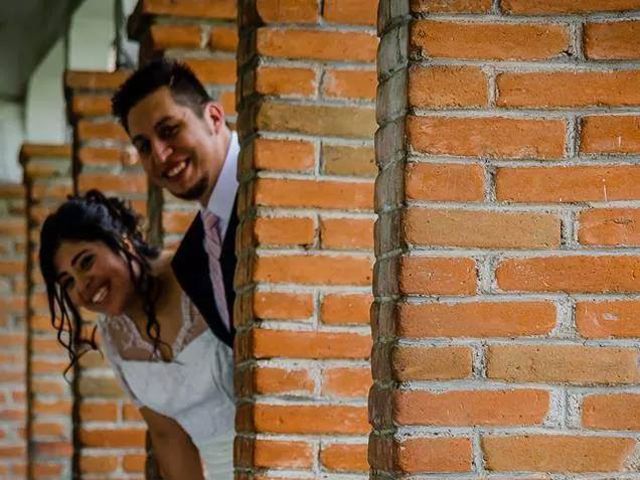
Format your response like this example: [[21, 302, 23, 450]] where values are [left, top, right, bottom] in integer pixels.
[[203, 101, 225, 133]]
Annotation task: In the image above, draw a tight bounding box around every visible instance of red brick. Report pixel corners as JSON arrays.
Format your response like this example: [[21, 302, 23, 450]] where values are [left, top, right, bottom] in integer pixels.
[[148, 24, 202, 50], [404, 208, 560, 249], [411, 21, 569, 60], [253, 292, 314, 320], [487, 345, 640, 385], [32, 422, 65, 437], [498, 71, 640, 108], [251, 329, 371, 359], [320, 217, 373, 249], [76, 120, 128, 141], [411, 0, 491, 12], [321, 293, 372, 325], [79, 455, 118, 474], [323, 0, 376, 25], [64, 70, 130, 90], [579, 208, 640, 246], [580, 116, 640, 155], [583, 394, 640, 430], [502, 0, 640, 14], [77, 146, 125, 166], [394, 437, 473, 473], [257, 28, 377, 62], [254, 367, 314, 394], [254, 253, 372, 286], [482, 435, 636, 472], [252, 439, 314, 468], [398, 301, 556, 338], [395, 389, 549, 426], [209, 25, 238, 52], [122, 403, 143, 421], [256, 66, 317, 96], [585, 21, 640, 60], [392, 346, 473, 381], [322, 367, 371, 397], [497, 255, 640, 293], [255, 178, 373, 210], [407, 116, 566, 159], [256, 102, 376, 138], [255, 216, 315, 247], [399, 256, 477, 295], [256, 0, 318, 22], [322, 69, 376, 100], [78, 172, 147, 196], [183, 58, 236, 85], [123, 454, 145, 472], [253, 404, 369, 434], [78, 402, 118, 422], [497, 166, 640, 202], [406, 163, 484, 201], [576, 300, 640, 339], [141, 0, 236, 19], [409, 65, 487, 108], [79, 428, 146, 448], [71, 94, 112, 116], [322, 144, 376, 177], [251, 138, 315, 172], [320, 443, 368, 472]]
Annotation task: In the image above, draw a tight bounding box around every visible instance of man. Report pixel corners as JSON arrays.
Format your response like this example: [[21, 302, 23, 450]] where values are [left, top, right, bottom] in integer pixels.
[[111, 59, 239, 479]]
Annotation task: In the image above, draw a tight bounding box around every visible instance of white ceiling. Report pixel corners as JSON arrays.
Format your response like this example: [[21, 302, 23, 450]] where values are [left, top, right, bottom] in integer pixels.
[[0, 0, 83, 100]]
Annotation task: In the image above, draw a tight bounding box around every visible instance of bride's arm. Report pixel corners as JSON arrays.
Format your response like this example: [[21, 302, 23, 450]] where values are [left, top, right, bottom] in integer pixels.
[[140, 406, 204, 480]]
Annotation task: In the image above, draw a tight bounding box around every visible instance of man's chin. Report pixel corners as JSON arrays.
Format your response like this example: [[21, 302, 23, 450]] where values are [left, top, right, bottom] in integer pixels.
[[168, 179, 209, 202]]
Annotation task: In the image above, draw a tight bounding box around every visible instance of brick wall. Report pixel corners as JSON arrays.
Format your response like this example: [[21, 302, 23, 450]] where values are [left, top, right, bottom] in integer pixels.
[[21, 144, 74, 479], [0, 182, 27, 478], [233, 0, 378, 477], [65, 71, 148, 479], [372, 0, 640, 477]]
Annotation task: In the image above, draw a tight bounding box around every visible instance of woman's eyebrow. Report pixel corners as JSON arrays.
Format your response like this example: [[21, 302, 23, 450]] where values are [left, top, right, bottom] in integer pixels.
[[54, 249, 89, 282]]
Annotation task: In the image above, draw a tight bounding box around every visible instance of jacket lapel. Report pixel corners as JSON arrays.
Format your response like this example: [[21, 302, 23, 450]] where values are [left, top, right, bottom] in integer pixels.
[[171, 213, 233, 347]]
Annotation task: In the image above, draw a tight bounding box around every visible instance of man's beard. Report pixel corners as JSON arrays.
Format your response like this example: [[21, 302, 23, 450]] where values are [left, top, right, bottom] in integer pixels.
[[172, 176, 209, 201]]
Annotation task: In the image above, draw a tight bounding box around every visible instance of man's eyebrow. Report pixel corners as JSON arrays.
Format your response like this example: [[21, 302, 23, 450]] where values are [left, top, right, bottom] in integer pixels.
[[55, 249, 89, 282], [154, 116, 173, 130]]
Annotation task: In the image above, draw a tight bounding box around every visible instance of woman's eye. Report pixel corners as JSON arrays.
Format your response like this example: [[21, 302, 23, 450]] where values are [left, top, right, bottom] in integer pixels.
[[61, 277, 74, 291], [160, 125, 178, 139], [79, 254, 94, 270]]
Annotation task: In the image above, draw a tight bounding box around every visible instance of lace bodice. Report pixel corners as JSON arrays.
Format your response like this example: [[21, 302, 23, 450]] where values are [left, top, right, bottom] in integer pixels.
[[96, 293, 235, 446], [99, 292, 209, 361]]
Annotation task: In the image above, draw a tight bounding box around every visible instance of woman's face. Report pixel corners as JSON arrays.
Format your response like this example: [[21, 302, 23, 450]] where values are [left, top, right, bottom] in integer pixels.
[[53, 240, 137, 316]]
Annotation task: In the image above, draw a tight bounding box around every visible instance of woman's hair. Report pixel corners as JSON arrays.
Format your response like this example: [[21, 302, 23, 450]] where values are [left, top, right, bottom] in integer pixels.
[[39, 189, 160, 376]]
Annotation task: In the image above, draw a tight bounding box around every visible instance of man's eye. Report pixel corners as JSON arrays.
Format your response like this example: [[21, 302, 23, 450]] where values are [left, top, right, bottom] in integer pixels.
[[159, 125, 178, 139], [79, 254, 94, 270]]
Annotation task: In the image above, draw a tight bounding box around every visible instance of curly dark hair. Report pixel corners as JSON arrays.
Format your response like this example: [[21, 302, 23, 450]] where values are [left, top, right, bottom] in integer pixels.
[[39, 189, 161, 376], [111, 58, 211, 132]]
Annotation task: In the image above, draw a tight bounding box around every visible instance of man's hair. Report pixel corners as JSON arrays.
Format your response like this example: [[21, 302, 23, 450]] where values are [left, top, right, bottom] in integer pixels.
[[111, 59, 212, 131]]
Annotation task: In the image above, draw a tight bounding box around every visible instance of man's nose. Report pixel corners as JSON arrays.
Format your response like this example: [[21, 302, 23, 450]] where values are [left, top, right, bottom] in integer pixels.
[[151, 138, 172, 163]]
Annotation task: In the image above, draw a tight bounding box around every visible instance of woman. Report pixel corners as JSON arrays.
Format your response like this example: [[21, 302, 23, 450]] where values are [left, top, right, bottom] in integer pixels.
[[39, 189, 234, 480]]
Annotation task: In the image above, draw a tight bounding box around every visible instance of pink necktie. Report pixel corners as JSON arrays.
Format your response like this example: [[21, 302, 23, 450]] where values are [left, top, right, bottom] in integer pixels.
[[201, 210, 230, 331]]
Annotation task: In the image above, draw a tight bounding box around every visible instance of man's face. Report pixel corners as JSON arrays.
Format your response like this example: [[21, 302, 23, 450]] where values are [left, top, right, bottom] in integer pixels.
[[126, 87, 227, 205]]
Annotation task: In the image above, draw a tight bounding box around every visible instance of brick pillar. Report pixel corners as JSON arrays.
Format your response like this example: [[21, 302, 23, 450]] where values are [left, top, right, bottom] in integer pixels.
[[0, 182, 27, 478], [128, 0, 238, 250], [65, 71, 148, 478], [372, 1, 640, 477], [21, 144, 74, 479], [234, 1, 378, 477]]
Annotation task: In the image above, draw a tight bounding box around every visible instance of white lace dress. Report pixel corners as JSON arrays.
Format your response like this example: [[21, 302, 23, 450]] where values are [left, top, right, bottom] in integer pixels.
[[97, 293, 235, 479]]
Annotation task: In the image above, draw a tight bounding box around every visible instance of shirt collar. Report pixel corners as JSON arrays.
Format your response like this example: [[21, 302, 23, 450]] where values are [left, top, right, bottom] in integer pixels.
[[202, 130, 239, 238]]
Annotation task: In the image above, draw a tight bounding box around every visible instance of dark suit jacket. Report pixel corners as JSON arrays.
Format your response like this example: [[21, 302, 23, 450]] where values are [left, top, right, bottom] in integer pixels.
[[171, 199, 238, 348]]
